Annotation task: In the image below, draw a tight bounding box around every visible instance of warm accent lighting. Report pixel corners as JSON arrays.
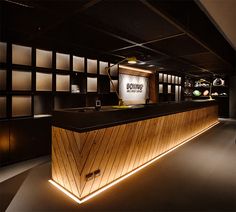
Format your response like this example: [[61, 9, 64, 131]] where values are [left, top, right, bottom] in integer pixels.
[[127, 57, 137, 64], [119, 65, 153, 74], [105, 57, 138, 106], [49, 121, 219, 205]]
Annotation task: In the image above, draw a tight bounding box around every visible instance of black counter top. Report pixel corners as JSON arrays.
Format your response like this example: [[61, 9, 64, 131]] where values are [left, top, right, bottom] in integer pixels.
[[52, 100, 217, 132]]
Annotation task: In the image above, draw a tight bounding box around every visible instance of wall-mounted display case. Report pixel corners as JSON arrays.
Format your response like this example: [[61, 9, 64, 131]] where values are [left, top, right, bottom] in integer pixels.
[[12, 70, 32, 91], [12, 44, 32, 66], [87, 77, 97, 92], [158, 72, 182, 102], [110, 79, 118, 92], [0, 96, 7, 118], [171, 75, 175, 84], [73, 56, 84, 72], [36, 49, 52, 68], [159, 84, 163, 94], [183, 76, 229, 117], [99, 61, 108, 75], [1, 42, 116, 119], [34, 95, 52, 115], [167, 85, 172, 94], [87, 59, 97, 74], [110, 64, 118, 77], [56, 74, 70, 91], [159, 73, 163, 82], [56, 53, 70, 70], [163, 74, 168, 83], [0, 69, 7, 90], [36, 72, 52, 91], [0, 42, 7, 63], [168, 75, 172, 83], [12, 96, 32, 117]]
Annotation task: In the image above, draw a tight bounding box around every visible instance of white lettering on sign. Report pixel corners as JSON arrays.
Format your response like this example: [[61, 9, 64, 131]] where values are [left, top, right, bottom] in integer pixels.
[[119, 74, 149, 105]]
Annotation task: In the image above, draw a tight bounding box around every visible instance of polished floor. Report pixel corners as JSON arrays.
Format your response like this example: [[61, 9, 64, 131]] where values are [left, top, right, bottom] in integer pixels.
[[1, 120, 236, 212]]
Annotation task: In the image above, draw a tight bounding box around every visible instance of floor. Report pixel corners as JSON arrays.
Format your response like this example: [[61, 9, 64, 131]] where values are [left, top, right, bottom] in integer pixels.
[[0, 120, 236, 212]]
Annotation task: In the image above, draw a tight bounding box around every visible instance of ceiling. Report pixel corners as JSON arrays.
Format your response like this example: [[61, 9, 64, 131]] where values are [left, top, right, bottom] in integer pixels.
[[199, 0, 236, 51], [0, 0, 235, 77]]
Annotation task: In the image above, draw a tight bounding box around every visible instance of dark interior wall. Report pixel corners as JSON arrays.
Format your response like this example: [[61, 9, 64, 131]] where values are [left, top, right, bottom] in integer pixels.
[[229, 72, 236, 118], [0, 117, 51, 167]]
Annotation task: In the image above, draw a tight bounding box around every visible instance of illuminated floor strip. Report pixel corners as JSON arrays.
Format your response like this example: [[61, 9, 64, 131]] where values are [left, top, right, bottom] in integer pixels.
[[49, 121, 219, 204]]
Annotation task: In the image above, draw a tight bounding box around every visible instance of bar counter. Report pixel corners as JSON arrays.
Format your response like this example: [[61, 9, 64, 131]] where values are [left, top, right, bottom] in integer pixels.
[[52, 100, 217, 132], [51, 100, 218, 202]]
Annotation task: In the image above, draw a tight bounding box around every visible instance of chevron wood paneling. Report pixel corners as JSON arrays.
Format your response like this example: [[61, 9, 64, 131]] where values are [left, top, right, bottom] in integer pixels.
[[51, 105, 218, 200]]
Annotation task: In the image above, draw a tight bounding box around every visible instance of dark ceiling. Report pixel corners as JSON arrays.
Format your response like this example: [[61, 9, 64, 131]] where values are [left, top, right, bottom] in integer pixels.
[[0, 0, 235, 77]]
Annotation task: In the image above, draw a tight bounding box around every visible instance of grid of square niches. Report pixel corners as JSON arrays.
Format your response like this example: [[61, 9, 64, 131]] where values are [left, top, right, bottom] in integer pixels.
[[0, 42, 118, 118], [158, 73, 182, 102]]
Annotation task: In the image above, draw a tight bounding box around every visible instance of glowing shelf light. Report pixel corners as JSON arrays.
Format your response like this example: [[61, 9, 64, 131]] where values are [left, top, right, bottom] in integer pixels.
[[49, 121, 219, 204]]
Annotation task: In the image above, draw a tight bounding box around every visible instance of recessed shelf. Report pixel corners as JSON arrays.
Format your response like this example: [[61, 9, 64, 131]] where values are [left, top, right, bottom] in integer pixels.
[[175, 85, 178, 101], [168, 85, 172, 93], [159, 73, 163, 82], [12, 44, 32, 66], [56, 74, 70, 91], [171, 75, 175, 84], [36, 49, 52, 68], [163, 74, 167, 83], [36, 72, 52, 91], [110, 80, 118, 92], [12, 70, 32, 91], [87, 59, 97, 74], [56, 53, 70, 71], [99, 61, 108, 75], [73, 56, 84, 72], [0, 69, 7, 90], [175, 76, 179, 84], [175, 85, 181, 101], [110, 64, 119, 77], [178, 77, 182, 84], [12, 95, 32, 117], [0, 96, 7, 118], [0, 42, 7, 63], [168, 75, 172, 83], [87, 77, 97, 92], [159, 84, 163, 94], [34, 95, 52, 115]]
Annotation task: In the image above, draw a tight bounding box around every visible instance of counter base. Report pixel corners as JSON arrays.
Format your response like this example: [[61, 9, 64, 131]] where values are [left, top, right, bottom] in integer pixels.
[[51, 105, 218, 202]]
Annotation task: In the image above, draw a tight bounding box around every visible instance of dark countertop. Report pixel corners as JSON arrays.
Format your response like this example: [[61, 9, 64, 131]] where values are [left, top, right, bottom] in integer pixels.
[[52, 100, 218, 133]]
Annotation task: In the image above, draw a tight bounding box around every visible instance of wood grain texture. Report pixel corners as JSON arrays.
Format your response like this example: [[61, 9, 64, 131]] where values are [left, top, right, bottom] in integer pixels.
[[149, 73, 158, 103], [119, 68, 151, 77], [52, 105, 218, 200]]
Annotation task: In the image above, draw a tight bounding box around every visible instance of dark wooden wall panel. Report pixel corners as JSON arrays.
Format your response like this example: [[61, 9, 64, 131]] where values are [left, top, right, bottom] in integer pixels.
[[0, 121, 10, 166], [0, 117, 51, 166]]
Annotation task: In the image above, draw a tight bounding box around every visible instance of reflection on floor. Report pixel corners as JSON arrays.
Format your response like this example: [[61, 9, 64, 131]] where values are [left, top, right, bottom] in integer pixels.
[[0, 155, 50, 183], [1, 120, 236, 212]]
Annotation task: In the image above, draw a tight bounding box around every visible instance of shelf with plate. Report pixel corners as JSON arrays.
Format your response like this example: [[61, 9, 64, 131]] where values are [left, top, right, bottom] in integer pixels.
[[184, 76, 229, 117]]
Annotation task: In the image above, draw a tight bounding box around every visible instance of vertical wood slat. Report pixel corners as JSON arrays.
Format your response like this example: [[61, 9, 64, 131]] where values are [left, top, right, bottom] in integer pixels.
[[52, 105, 218, 200]]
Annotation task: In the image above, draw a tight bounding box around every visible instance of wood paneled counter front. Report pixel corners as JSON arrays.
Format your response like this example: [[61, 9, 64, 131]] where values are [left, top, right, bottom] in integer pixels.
[[51, 100, 218, 203]]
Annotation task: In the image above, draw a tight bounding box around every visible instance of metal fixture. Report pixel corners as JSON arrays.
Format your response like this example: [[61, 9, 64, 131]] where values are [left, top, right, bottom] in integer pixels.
[[105, 57, 137, 106]]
